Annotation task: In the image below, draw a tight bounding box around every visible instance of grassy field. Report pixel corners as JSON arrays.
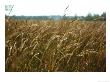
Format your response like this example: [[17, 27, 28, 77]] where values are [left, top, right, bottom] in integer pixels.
[[5, 19, 106, 72]]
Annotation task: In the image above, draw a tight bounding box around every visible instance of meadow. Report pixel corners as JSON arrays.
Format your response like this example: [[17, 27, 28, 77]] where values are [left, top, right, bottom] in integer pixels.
[[5, 18, 106, 72]]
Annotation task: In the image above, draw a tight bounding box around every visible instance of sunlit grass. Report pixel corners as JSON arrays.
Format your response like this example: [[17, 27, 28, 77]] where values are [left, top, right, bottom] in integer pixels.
[[5, 19, 106, 72]]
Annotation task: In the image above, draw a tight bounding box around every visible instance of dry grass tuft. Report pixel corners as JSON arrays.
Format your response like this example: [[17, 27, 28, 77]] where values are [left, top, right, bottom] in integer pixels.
[[5, 19, 106, 72]]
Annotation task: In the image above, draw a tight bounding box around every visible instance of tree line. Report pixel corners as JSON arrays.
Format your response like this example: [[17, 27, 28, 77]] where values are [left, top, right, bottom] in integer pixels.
[[6, 12, 106, 21]]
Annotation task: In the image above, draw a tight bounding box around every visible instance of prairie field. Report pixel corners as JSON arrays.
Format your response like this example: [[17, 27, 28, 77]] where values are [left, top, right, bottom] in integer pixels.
[[5, 19, 106, 72]]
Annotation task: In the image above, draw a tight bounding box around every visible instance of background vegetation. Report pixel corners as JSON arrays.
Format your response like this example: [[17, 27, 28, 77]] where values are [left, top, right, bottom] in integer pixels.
[[6, 12, 106, 21]]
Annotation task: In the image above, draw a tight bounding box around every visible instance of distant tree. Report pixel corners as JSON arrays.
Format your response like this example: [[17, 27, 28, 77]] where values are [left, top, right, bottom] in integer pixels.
[[74, 14, 78, 20], [101, 12, 106, 17], [85, 13, 93, 21], [101, 12, 106, 21]]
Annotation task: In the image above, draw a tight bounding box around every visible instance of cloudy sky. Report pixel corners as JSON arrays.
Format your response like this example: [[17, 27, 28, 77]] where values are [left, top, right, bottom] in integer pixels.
[[5, 0, 107, 16]]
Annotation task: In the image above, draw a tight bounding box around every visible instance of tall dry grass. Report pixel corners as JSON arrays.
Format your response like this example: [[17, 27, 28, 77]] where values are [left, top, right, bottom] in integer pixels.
[[5, 19, 106, 72]]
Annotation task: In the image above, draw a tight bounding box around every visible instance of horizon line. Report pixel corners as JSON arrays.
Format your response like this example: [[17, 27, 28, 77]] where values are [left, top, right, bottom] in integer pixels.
[[5, 12, 106, 17]]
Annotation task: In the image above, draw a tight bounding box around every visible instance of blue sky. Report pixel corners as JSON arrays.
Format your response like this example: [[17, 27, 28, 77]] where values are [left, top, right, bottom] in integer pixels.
[[5, 0, 107, 16]]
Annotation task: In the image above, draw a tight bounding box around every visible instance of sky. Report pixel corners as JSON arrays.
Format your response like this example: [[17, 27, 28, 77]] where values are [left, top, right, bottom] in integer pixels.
[[5, 0, 107, 16]]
